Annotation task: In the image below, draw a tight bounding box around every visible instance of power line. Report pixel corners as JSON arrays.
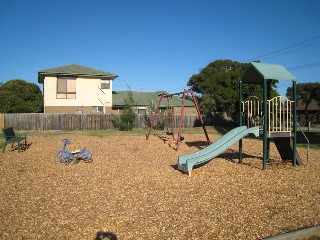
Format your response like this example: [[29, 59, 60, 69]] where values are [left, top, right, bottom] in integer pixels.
[[259, 42, 320, 60], [245, 34, 320, 62], [288, 61, 320, 71]]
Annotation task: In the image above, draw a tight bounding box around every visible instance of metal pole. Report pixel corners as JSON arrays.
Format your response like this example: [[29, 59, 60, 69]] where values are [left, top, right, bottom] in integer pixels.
[[167, 96, 175, 140], [293, 80, 297, 167], [239, 80, 243, 164], [190, 90, 210, 144], [267, 80, 271, 162], [146, 94, 164, 140], [263, 79, 268, 170], [176, 90, 186, 150]]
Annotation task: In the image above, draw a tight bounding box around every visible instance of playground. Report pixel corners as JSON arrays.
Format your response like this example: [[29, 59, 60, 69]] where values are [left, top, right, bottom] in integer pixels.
[[1, 131, 319, 239]]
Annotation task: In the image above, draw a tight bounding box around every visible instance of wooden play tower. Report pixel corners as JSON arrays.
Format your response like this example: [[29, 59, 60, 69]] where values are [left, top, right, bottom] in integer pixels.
[[239, 62, 302, 170]]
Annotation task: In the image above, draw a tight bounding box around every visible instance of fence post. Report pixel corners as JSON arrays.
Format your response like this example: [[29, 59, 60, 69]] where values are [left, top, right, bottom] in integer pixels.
[[0, 113, 4, 129]]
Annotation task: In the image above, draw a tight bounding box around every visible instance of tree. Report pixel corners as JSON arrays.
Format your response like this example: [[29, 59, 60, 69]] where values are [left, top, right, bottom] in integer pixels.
[[112, 91, 137, 131], [0, 79, 43, 113], [286, 82, 320, 126], [187, 60, 278, 121], [144, 101, 168, 130], [314, 83, 320, 103]]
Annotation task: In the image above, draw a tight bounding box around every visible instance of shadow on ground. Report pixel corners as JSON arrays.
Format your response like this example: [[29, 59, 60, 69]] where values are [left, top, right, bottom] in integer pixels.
[[95, 231, 117, 240]]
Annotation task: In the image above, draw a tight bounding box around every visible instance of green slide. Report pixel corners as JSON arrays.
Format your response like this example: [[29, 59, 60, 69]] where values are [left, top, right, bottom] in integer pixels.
[[178, 126, 260, 175]]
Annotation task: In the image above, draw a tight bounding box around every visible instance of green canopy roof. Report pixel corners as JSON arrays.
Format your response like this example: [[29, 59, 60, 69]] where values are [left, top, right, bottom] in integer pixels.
[[38, 64, 118, 83], [112, 91, 195, 107], [241, 62, 296, 84]]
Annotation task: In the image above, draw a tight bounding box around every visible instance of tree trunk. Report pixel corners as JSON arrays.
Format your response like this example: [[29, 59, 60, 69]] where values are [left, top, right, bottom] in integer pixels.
[[304, 105, 309, 127]]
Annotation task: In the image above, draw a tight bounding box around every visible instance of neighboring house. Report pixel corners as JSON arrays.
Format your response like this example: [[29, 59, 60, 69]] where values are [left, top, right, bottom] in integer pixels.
[[297, 99, 320, 124], [38, 64, 118, 114], [112, 91, 197, 115]]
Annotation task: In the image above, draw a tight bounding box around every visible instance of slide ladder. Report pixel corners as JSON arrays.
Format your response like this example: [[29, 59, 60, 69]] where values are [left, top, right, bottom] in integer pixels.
[[178, 126, 259, 176]]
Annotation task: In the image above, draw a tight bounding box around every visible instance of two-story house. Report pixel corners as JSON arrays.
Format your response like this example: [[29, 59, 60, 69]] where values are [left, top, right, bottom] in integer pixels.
[[38, 64, 118, 114]]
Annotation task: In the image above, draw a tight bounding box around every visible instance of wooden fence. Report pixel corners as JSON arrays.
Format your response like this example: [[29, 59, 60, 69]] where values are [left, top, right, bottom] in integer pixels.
[[2, 113, 203, 131], [0, 114, 4, 129]]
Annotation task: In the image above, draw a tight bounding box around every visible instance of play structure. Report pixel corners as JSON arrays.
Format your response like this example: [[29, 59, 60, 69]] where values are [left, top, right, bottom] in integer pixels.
[[57, 139, 92, 164], [178, 126, 260, 175], [146, 89, 210, 150], [178, 62, 308, 175]]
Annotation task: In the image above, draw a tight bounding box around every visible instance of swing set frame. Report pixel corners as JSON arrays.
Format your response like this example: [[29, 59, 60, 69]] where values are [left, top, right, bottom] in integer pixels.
[[146, 89, 210, 150]]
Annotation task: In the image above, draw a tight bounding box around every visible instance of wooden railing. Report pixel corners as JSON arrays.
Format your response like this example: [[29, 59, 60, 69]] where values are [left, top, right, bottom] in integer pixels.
[[267, 96, 293, 136], [242, 96, 263, 128], [242, 95, 294, 136]]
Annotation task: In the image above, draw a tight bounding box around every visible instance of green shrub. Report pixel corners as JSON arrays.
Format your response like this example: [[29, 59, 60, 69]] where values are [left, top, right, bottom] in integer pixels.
[[112, 91, 137, 131]]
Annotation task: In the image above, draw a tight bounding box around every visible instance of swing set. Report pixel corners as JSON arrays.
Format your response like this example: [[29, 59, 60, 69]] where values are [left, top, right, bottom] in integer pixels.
[[146, 89, 210, 150]]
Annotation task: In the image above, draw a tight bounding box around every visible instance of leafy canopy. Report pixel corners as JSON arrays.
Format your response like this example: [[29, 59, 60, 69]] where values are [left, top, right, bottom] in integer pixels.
[[286, 82, 320, 103], [286, 82, 320, 125], [0, 79, 43, 113], [187, 60, 278, 118]]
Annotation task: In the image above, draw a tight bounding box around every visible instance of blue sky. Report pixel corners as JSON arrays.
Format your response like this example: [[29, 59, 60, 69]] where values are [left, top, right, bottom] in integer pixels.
[[0, 0, 319, 96]]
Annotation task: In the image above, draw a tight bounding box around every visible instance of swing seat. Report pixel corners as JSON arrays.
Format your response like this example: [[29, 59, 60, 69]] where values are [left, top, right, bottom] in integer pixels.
[[166, 131, 173, 135]]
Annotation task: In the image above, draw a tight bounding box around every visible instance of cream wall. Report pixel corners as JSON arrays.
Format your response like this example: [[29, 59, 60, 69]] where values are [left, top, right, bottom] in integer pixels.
[[43, 76, 113, 112]]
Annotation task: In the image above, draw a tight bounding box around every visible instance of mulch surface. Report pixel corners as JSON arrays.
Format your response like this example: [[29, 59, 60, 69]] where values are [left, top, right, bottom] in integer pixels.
[[1, 133, 319, 239]]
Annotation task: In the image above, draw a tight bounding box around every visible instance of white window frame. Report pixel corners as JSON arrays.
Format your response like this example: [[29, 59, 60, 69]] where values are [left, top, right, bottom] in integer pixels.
[[101, 79, 110, 89], [92, 106, 104, 113]]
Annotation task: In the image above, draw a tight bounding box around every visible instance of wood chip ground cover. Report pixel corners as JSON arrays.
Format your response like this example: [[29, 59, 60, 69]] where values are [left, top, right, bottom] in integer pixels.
[[0, 133, 319, 239]]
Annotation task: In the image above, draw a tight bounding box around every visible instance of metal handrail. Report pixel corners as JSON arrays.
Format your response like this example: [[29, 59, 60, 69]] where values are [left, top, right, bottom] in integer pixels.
[[296, 122, 310, 165]]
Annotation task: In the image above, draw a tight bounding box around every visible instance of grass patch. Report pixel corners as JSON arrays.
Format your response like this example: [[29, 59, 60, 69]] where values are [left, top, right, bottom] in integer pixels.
[[296, 128, 320, 150], [297, 130, 320, 144]]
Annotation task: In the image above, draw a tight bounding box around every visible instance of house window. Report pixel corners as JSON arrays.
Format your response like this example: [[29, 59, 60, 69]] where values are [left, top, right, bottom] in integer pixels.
[[92, 106, 104, 113], [138, 109, 146, 115], [101, 79, 110, 89], [57, 77, 76, 99]]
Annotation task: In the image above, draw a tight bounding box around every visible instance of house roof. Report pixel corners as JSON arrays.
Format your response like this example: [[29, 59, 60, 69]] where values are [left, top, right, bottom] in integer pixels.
[[297, 99, 320, 111], [38, 64, 118, 83], [112, 91, 195, 107], [241, 62, 296, 84]]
